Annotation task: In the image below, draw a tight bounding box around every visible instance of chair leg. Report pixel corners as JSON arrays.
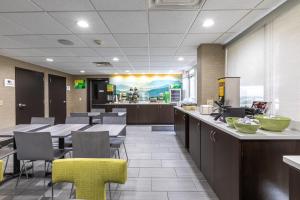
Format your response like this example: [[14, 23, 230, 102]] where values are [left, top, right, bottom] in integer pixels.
[[22, 161, 29, 179], [51, 183, 54, 200], [117, 149, 120, 159], [109, 183, 112, 200], [15, 162, 25, 188], [32, 161, 34, 176], [4, 154, 10, 173], [123, 141, 128, 161], [69, 183, 74, 199], [44, 161, 47, 187]]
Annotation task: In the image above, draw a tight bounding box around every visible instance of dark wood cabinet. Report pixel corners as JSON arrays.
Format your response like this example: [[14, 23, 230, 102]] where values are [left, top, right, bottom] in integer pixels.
[[93, 104, 174, 124], [174, 108, 189, 148], [289, 167, 300, 200], [213, 129, 240, 200], [200, 122, 214, 184], [189, 117, 201, 168]]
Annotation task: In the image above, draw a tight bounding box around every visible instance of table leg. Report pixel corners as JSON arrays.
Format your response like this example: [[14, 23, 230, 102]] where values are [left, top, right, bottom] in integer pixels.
[[89, 116, 93, 125], [58, 138, 65, 150], [13, 138, 20, 174]]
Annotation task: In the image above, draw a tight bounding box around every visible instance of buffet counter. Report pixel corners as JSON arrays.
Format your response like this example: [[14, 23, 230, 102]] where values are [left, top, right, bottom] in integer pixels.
[[174, 106, 300, 200], [92, 103, 175, 124]]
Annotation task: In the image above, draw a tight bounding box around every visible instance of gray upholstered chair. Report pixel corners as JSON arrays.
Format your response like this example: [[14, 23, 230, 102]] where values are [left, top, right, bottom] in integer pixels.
[[112, 108, 127, 113], [65, 117, 89, 124], [31, 117, 55, 125], [102, 116, 128, 161], [14, 131, 70, 187], [70, 112, 88, 117], [90, 109, 105, 124], [71, 131, 118, 198], [91, 108, 105, 113]]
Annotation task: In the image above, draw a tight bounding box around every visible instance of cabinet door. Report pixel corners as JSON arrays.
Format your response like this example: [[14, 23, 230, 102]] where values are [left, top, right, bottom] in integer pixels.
[[124, 105, 138, 124], [213, 129, 240, 200], [200, 122, 214, 185], [137, 105, 159, 124], [159, 105, 174, 124], [189, 117, 201, 168]]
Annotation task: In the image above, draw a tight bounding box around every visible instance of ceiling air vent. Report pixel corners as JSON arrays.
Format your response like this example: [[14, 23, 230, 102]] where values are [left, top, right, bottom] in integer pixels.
[[149, 0, 202, 9], [93, 62, 112, 67], [57, 39, 74, 46]]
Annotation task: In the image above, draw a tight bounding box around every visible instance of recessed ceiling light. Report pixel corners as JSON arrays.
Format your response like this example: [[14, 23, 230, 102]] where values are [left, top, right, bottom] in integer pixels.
[[177, 57, 184, 61], [77, 20, 89, 28], [112, 57, 119, 62], [46, 58, 54, 62], [80, 70, 85, 73], [202, 19, 215, 28], [125, 70, 130, 73]]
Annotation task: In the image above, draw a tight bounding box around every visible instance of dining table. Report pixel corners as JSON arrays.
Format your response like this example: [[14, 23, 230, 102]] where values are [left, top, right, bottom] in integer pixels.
[[83, 124, 126, 137], [87, 112, 127, 125]]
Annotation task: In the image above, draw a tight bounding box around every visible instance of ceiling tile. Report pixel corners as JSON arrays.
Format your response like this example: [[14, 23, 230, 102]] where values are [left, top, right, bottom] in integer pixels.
[[190, 10, 249, 33], [127, 56, 149, 62], [150, 34, 184, 48], [131, 62, 149, 68], [229, 10, 266, 33], [215, 33, 236, 44], [122, 48, 149, 56], [77, 34, 118, 47], [150, 48, 177, 56], [94, 48, 123, 56], [0, 12, 71, 34], [100, 11, 148, 33], [150, 56, 176, 62], [256, 0, 287, 9], [114, 34, 148, 47], [0, 48, 46, 56], [5, 35, 54, 48], [181, 33, 221, 46], [0, 0, 42, 12], [32, 0, 94, 11], [203, 0, 261, 10], [176, 46, 197, 56], [0, 36, 28, 48], [0, 15, 32, 35], [39, 48, 78, 56], [49, 12, 109, 33], [149, 11, 198, 33], [91, 0, 146, 10], [43, 35, 87, 47]]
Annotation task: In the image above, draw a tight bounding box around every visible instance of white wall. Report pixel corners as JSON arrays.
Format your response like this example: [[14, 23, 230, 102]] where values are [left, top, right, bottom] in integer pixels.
[[226, 1, 300, 123]]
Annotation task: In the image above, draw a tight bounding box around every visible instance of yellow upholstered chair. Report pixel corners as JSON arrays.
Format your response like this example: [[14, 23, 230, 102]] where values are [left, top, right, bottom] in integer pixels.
[[52, 158, 127, 200], [0, 160, 3, 182]]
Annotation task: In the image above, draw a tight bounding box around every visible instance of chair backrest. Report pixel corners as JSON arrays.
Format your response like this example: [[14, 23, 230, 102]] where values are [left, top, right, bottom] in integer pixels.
[[0, 160, 3, 182], [91, 108, 105, 113], [70, 112, 88, 117], [102, 116, 126, 124], [14, 131, 54, 161], [112, 108, 127, 113], [72, 131, 110, 158], [65, 117, 89, 124], [31, 117, 55, 125], [52, 158, 127, 200]]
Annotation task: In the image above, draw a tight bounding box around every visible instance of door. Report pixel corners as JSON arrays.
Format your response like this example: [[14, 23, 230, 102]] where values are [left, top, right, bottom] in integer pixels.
[[15, 67, 44, 124], [189, 117, 201, 168], [49, 74, 66, 124], [89, 79, 109, 109], [200, 122, 214, 185]]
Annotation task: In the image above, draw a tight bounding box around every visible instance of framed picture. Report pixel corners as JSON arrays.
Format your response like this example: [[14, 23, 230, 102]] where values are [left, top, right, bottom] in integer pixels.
[[74, 79, 86, 89]]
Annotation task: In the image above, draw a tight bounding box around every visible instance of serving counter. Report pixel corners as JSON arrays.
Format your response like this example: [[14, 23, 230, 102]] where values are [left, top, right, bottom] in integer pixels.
[[92, 103, 175, 125], [174, 106, 300, 200]]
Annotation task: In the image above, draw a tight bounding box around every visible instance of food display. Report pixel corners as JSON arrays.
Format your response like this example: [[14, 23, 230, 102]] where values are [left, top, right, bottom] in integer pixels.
[[233, 117, 260, 134], [255, 115, 291, 132], [225, 117, 240, 128]]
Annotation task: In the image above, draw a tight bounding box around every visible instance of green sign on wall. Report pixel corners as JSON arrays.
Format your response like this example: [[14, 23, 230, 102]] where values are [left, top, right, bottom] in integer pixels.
[[74, 80, 86, 89]]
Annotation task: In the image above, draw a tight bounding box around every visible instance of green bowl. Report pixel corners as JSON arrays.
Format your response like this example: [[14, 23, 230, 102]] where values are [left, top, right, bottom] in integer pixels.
[[255, 115, 291, 132], [225, 117, 240, 128], [233, 121, 260, 134]]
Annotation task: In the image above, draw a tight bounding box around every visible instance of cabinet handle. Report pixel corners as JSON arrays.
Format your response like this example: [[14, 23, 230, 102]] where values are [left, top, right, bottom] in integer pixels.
[[209, 130, 213, 141], [212, 131, 216, 142]]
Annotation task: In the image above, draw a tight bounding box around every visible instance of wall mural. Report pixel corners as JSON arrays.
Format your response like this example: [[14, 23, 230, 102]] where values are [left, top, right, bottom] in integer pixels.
[[110, 74, 182, 99]]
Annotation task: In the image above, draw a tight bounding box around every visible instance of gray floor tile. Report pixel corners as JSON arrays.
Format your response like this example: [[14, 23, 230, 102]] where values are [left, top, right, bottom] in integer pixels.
[[151, 153, 182, 160], [168, 192, 219, 200], [152, 178, 199, 192], [129, 160, 162, 168], [116, 191, 168, 200], [139, 168, 176, 178]]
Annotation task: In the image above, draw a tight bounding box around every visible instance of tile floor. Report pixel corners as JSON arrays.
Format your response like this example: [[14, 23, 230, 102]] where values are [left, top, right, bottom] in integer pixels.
[[0, 125, 218, 200]]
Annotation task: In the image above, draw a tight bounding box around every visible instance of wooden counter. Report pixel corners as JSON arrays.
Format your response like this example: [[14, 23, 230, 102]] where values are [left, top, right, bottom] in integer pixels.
[[174, 106, 300, 200], [92, 103, 174, 125]]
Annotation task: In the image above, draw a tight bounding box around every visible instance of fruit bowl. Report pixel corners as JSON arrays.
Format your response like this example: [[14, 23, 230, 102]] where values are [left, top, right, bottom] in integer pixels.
[[255, 115, 291, 132], [233, 119, 260, 134], [225, 117, 240, 128]]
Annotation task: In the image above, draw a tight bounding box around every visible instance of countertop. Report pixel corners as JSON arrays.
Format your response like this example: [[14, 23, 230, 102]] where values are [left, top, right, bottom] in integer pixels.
[[283, 156, 300, 170], [175, 106, 300, 140], [99, 102, 176, 105]]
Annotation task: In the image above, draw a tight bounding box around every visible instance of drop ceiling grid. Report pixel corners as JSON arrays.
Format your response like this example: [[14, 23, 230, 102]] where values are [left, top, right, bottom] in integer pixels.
[[0, 0, 287, 74]]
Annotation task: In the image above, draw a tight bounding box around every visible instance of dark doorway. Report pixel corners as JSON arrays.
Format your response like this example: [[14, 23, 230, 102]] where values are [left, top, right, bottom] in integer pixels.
[[15, 67, 44, 124], [49, 74, 66, 124], [87, 78, 109, 111]]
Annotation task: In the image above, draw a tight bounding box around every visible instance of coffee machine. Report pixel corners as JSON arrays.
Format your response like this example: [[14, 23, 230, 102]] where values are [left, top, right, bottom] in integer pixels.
[[106, 84, 116, 103]]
